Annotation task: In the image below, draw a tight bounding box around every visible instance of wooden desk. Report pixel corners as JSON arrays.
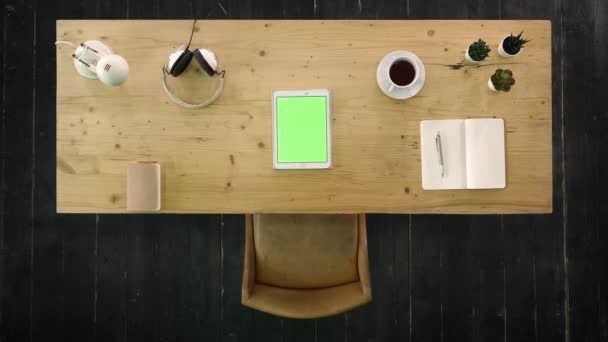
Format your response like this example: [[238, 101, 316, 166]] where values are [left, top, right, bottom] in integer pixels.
[[56, 20, 552, 214]]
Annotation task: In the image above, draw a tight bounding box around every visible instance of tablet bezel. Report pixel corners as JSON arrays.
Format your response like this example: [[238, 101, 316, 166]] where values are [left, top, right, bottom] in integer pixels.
[[272, 89, 332, 169]]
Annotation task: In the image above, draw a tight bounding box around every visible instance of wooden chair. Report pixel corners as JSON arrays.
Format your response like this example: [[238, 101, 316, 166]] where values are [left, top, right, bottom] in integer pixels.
[[241, 214, 371, 319]]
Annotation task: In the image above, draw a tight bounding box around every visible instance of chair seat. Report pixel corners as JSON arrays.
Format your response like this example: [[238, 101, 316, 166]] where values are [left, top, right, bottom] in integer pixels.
[[254, 214, 358, 289], [244, 282, 368, 319]]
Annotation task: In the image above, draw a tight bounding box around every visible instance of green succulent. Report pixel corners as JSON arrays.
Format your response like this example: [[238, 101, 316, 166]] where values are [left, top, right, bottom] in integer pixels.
[[468, 39, 491, 61], [491, 69, 515, 92], [503, 31, 530, 54]]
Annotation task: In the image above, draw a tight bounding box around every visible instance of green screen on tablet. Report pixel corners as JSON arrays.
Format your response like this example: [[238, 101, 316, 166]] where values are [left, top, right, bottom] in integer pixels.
[[276, 96, 328, 163]]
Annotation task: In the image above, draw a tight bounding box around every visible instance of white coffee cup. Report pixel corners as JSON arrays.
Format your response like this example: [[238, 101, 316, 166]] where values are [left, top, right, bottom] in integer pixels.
[[386, 57, 419, 93], [377, 51, 425, 100]]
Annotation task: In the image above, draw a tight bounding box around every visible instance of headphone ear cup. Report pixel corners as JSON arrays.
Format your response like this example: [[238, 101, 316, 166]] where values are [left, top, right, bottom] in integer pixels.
[[169, 50, 193, 77], [193, 49, 217, 76]]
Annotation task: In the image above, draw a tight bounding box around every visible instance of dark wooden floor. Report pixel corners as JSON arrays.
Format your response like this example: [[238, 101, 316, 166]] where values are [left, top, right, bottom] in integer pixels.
[[1, 0, 606, 341]]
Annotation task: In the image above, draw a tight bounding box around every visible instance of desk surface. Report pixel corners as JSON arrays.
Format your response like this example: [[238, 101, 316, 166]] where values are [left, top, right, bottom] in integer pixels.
[[56, 20, 552, 214]]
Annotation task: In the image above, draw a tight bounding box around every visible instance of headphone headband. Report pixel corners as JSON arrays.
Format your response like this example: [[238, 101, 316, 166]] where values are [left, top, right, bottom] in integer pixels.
[[162, 19, 225, 109], [161, 66, 225, 109]]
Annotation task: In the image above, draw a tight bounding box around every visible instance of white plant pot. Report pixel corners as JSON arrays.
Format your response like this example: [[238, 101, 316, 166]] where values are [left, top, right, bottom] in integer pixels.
[[498, 35, 523, 58], [488, 78, 497, 91], [464, 46, 482, 64]]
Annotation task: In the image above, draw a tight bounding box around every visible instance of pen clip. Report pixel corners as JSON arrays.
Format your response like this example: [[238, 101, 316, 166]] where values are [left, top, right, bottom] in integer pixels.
[[435, 131, 441, 152], [436, 131, 445, 178]]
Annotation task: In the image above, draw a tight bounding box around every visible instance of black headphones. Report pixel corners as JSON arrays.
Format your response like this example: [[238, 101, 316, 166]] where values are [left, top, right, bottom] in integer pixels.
[[169, 47, 218, 77], [162, 20, 225, 109]]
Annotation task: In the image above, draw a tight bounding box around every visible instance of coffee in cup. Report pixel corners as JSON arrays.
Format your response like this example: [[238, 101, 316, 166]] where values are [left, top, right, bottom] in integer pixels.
[[389, 59, 417, 86], [377, 51, 426, 100]]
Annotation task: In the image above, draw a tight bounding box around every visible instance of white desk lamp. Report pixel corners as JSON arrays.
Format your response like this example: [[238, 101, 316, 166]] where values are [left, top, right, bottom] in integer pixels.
[[55, 40, 129, 86]]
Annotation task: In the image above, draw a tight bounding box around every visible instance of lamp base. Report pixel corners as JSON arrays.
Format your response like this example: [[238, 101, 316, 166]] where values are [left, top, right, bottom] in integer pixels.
[[73, 40, 113, 80]]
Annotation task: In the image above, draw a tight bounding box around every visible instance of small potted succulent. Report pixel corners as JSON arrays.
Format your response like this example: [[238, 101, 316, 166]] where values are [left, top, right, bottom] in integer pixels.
[[488, 69, 515, 92], [498, 31, 529, 57], [465, 39, 491, 63]]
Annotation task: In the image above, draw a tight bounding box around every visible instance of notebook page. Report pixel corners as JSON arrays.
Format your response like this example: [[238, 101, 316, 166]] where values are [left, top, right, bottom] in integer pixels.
[[464, 118, 506, 189], [420, 120, 467, 190]]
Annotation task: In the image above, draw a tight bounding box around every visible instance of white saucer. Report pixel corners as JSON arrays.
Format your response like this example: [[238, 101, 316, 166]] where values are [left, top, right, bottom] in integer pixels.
[[376, 51, 426, 100]]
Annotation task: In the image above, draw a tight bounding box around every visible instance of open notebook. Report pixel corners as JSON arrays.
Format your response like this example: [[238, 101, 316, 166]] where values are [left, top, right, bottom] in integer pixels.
[[420, 118, 506, 190]]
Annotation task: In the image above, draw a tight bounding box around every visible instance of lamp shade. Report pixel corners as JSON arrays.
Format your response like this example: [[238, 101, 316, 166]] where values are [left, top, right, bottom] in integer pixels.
[[96, 54, 129, 86]]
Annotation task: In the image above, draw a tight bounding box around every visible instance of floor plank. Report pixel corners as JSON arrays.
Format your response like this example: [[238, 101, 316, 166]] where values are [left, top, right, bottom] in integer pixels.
[[563, 0, 607, 341], [192, 0, 252, 18], [394, 215, 411, 342], [471, 216, 505, 342], [61, 212, 97, 342], [348, 214, 410, 342], [593, 1, 608, 340], [502, 215, 541, 342], [283, 319, 315, 342], [157, 215, 222, 342], [95, 215, 128, 342], [315, 314, 346, 342], [158, 0, 193, 19], [128, 0, 160, 18], [253, 311, 284, 341], [2, 0, 36, 341], [410, 215, 442, 342], [439, 216, 475, 340], [314, 0, 363, 19], [125, 216, 160, 342]]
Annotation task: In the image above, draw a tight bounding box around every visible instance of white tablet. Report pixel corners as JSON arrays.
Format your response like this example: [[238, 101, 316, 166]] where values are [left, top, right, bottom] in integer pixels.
[[272, 89, 332, 169]]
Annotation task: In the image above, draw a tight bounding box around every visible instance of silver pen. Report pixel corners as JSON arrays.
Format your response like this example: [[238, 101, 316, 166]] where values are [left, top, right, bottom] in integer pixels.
[[435, 131, 445, 178]]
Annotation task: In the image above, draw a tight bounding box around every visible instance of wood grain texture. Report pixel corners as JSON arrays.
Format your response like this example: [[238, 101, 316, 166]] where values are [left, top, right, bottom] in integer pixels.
[[55, 19, 552, 214]]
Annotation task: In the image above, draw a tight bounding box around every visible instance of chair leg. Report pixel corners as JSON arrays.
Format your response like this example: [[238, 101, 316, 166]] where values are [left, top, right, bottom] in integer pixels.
[[357, 214, 372, 299], [242, 214, 256, 303]]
